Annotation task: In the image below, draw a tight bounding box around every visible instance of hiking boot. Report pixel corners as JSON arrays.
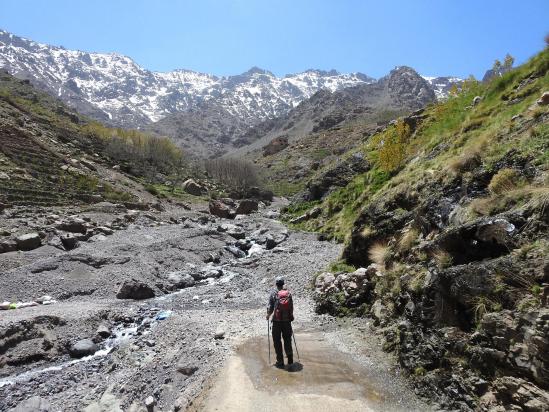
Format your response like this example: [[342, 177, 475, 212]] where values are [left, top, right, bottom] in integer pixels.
[[274, 362, 285, 369]]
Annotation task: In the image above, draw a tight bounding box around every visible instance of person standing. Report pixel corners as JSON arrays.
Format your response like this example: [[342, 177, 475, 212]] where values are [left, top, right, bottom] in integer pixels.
[[266, 276, 294, 368]]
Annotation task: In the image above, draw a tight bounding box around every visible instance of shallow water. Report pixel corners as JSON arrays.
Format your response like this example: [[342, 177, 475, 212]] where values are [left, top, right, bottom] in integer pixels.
[[196, 332, 423, 412]]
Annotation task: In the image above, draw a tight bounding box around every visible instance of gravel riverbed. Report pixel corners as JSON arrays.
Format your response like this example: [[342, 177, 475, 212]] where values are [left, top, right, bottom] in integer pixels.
[[0, 200, 431, 411]]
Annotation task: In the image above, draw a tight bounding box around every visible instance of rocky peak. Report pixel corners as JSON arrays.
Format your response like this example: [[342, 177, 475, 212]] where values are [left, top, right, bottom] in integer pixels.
[[384, 66, 436, 107]]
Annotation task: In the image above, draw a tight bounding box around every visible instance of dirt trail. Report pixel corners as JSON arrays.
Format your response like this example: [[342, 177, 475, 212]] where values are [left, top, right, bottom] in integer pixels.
[[195, 331, 428, 412], [199, 334, 380, 411]]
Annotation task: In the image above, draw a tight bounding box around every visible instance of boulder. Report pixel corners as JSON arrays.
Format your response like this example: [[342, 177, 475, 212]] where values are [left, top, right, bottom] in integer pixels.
[[96, 324, 111, 339], [203, 252, 221, 264], [182, 179, 205, 196], [60, 234, 79, 251], [227, 227, 245, 240], [167, 272, 196, 289], [209, 200, 233, 219], [290, 207, 322, 224], [192, 268, 223, 281], [69, 339, 98, 358], [265, 234, 277, 250], [235, 199, 259, 215], [371, 300, 389, 324], [0, 238, 17, 253], [95, 226, 114, 236], [116, 279, 155, 300], [537, 91, 549, 106], [56, 217, 87, 234], [144, 396, 156, 411], [235, 239, 252, 251], [16, 233, 42, 251], [36, 295, 53, 304], [224, 245, 246, 258]]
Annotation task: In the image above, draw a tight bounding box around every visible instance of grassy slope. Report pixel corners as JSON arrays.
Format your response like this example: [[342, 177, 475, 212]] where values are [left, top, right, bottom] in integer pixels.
[[285, 49, 549, 243]]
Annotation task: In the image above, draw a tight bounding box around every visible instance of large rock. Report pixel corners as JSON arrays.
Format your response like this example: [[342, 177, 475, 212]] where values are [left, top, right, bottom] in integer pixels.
[[0, 238, 17, 253], [166, 272, 196, 289], [371, 299, 389, 324], [96, 324, 111, 339], [182, 179, 205, 196], [60, 234, 79, 250], [227, 227, 245, 239], [246, 187, 274, 202], [537, 91, 549, 106], [16, 233, 42, 251], [191, 267, 223, 281], [56, 217, 88, 234], [235, 199, 259, 215], [69, 339, 98, 358], [116, 279, 155, 299], [224, 245, 246, 258], [265, 234, 277, 250], [209, 200, 233, 219]]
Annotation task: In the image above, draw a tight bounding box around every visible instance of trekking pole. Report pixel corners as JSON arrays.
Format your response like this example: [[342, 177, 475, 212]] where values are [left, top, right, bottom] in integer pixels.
[[292, 331, 300, 361], [267, 319, 271, 365]]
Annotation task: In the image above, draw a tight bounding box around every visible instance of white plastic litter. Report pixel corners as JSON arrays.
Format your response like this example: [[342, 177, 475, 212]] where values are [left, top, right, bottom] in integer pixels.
[[15, 301, 39, 309]]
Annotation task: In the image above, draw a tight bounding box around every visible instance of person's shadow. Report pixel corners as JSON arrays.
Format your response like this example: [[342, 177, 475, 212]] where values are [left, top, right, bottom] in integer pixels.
[[286, 362, 303, 372]]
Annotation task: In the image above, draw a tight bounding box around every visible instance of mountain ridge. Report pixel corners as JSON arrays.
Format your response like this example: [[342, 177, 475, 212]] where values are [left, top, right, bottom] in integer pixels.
[[0, 29, 460, 132], [0, 29, 377, 128]]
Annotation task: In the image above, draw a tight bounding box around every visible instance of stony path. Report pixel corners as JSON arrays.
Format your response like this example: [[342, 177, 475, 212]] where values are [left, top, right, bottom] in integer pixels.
[[0, 202, 431, 411]]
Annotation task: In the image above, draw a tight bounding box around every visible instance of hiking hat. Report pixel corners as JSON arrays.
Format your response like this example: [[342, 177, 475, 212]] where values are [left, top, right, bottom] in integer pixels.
[[275, 276, 284, 286]]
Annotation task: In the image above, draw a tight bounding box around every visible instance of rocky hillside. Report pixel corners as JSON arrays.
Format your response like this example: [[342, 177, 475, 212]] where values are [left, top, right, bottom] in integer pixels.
[[237, 66, 436, 195], [284, 48, 549, 410]]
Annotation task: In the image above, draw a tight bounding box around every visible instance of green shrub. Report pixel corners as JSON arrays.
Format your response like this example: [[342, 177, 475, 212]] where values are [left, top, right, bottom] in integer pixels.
[[328, 260, 356, 273], [371, 119, 411, 172], [145, 184, 160, 196]]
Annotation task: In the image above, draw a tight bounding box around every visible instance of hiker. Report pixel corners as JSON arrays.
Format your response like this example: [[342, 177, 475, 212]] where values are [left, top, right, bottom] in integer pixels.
[[266, 276, 294, 368]]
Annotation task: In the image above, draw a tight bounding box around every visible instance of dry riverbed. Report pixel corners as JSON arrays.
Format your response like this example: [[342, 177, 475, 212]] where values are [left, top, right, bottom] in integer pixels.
[[0, 200, 431, 411]]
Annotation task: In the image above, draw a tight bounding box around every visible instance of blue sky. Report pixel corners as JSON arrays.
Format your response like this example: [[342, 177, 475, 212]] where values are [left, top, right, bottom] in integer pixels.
[[0, 0, 547, 78]]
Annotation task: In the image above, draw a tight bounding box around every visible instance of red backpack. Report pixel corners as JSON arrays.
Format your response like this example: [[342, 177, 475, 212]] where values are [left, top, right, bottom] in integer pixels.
[[274, 290, 293, 321]]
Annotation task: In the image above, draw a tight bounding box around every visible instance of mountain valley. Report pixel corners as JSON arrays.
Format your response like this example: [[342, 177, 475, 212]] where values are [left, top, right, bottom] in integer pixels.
[[0, 25, 548, 412]]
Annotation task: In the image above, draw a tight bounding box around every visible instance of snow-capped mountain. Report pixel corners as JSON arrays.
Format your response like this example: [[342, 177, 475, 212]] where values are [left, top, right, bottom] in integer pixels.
[[0, 29, 375, 127], [422, 76, 463, 99]]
